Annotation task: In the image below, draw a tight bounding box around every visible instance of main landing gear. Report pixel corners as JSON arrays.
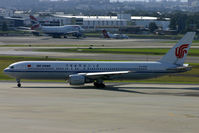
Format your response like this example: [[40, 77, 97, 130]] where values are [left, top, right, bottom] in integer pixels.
[[17, 79, 21, 88], [94, 79, 106, 88]]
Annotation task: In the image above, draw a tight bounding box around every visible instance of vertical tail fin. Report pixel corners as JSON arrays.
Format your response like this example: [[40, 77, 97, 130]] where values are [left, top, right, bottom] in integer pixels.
[[29, 15, 41, 30], [102, 29, 110, 38], [159, 32, 195, 65]]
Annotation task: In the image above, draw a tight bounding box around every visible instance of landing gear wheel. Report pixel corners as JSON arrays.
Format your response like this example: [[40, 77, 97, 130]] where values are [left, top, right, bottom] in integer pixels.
[[99, 83, 105, 88], [16, 79, 21, 88], [94, 82, 99, 88], [94, 82, 106, 88], [17, 83, 21, 88]]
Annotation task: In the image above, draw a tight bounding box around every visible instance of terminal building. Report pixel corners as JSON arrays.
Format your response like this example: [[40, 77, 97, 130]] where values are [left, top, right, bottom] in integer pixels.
[[1, 11, 171, 33], [0, 16, 24, 30], [35, 13, 170, 33]]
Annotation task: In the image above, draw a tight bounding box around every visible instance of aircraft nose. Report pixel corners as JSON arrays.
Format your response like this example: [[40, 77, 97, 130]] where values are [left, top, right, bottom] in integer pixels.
[[4, 68, 10, 74]]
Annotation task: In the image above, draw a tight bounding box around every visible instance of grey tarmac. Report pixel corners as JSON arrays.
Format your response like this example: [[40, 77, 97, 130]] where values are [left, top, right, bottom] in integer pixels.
[[0, 36, 199, 63], [0, 47, 198, 63], [0, 36, 198, 48], [0, 81, 199, 133]]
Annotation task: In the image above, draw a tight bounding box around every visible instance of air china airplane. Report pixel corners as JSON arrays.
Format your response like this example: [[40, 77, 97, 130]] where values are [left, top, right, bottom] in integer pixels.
[[4, 32, 195, 88], [30, 15, 84, 38]]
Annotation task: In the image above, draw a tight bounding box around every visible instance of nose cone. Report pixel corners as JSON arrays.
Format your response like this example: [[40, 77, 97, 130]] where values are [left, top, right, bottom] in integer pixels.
[[3, 68, 15, 78], [3, 68, 11, 75]]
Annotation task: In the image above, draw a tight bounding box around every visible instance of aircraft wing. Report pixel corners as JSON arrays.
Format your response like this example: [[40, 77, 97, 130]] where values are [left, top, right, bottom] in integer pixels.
[[79, 71, 131, 79]]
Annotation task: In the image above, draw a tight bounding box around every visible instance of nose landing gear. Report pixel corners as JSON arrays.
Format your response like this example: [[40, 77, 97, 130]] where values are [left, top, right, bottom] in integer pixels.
[[17, 79, 21, 87]]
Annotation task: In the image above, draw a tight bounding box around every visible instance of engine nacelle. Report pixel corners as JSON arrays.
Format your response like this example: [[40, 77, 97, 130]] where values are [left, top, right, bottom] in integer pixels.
[[69, 74, 85, 85]]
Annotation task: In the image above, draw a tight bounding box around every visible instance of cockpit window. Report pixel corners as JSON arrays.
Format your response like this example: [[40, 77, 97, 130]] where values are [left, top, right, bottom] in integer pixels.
[[10, 66, 14, 69]]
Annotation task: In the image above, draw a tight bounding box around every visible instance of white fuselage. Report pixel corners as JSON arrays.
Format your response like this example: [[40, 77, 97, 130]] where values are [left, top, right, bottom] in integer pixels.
[[4, 61, 177, 80], [41, 25, 83, 34], [107, 32, 128, 39]]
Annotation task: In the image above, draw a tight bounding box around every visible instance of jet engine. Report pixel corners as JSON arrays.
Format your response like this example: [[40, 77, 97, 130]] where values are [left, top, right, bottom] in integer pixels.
[[69, 74, 85, 85]]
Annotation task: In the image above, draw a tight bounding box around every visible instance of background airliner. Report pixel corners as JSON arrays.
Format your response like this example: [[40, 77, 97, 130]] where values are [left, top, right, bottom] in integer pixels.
[[102, 29, 129, 39], [4, 32, 195, 88], [30, 15, 84, 38]]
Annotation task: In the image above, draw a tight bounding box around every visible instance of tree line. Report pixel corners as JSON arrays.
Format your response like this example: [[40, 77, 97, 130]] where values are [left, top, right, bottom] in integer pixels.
[[169, 12, 199, 34]]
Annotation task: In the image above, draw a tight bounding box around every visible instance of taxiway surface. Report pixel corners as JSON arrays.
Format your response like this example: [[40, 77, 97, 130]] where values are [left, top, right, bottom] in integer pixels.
[[0, 36, 199, 63], [0, 82, 199, 133], [0, 47, 199, 63], [1, 36, 199, 48]]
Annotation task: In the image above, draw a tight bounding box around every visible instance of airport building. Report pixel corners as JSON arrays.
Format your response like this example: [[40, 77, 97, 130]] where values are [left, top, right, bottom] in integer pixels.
[[51, 14, 130, 32], [1, 10, 171, 33], [0, 16, 24, 30], [133, 16, 170, 31], [40, 13, 170, 32]]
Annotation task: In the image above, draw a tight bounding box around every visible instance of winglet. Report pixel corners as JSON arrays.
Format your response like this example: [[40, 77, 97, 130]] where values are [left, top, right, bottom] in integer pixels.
[[102, 29, 110, 38]]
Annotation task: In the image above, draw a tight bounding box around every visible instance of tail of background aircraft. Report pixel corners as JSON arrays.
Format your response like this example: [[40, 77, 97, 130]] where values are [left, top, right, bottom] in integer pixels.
[[102, 29, 110, 38], [159, 32, 195, 65], [29, 15, 41, 30]]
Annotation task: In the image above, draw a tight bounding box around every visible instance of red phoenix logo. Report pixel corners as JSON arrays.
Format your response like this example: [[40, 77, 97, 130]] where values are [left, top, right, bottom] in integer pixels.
[[175, 44, 189, 59]]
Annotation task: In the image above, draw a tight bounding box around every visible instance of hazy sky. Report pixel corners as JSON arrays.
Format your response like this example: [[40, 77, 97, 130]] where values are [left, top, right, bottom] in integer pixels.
[[50, 0, 188, 2], [51, 0, 188, 1], [54, 0, 188, 1]]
